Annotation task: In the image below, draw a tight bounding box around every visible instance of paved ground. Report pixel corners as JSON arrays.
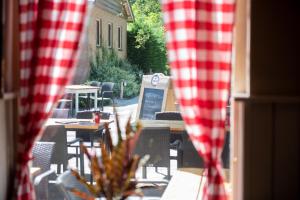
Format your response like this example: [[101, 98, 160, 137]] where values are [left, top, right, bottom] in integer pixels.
[[113, 96, 139, 107]]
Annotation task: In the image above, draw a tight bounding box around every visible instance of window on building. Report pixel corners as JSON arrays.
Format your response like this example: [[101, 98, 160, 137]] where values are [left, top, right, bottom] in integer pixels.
[[108, 23, 113, 48], [117, 26, 122, 50], [96, 19, 101, 47]]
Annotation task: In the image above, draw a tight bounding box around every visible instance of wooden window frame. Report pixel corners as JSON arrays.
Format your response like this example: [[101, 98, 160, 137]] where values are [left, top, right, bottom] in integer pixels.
[[1, 0, 20, 199]]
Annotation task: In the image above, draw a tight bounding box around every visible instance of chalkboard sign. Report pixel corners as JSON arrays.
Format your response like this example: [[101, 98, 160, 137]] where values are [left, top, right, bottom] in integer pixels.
[[139, 88, 164, 120]]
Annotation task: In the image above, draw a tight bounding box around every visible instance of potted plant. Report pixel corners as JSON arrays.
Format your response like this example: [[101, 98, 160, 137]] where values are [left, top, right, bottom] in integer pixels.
[[70, 115, 149, 200]]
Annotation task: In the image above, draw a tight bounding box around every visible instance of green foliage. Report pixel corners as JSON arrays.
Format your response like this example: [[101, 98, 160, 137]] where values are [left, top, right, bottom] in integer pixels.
[[89, 48, 142, 98], [127, 0, 169, 74]]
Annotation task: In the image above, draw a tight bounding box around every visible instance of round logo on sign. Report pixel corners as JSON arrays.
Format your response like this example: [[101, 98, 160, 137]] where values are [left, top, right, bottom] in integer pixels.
[[151, 74, 160, 86]]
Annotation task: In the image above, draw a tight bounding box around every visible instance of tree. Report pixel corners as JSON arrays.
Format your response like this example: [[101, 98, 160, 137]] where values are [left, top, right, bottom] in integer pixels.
[[127, 0, 168, 74], [89, 47, 141, 98]]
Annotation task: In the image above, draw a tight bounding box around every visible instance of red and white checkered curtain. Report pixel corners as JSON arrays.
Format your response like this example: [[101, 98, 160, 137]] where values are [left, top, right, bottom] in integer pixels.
[[16, 0, 86, 199], [162, 0, 235, 199]]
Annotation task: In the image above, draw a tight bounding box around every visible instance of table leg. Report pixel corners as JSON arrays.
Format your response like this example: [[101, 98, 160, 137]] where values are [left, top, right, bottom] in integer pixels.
[[94, 91, 97, 111], [80, 147, 84, 176], [70, 95, 74, 117]]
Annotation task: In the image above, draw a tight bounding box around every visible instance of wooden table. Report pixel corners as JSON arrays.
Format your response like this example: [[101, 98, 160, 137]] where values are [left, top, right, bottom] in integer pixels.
[[46, 118, 113, 128], [46, 118, 114, 149], [65, 85, 101, 115], [141, 120, 186, 132], [45, 118, 114, 175]]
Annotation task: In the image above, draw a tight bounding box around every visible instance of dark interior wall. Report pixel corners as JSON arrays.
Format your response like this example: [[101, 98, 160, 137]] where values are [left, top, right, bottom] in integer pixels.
[[243, 101, 300, 200], [250, 0, 300, 95], [234, 1, 300, 200]]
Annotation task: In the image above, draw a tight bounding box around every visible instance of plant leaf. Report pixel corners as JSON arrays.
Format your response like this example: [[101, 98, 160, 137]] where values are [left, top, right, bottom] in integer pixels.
[[70, 188, 95, 200]]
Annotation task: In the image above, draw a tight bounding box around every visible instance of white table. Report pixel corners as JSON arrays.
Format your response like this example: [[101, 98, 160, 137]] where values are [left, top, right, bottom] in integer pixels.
[[65, 85, 100, 115], [161, 170, 204, 200], [161, 168, 230, 200]]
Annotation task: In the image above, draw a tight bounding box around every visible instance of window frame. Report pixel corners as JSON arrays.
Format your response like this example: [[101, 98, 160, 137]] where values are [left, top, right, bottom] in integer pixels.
[[96, 19, 102, 47], [108, 23, 113, 49], [117, 26, 122, 50], [1, 1, 20, 198]]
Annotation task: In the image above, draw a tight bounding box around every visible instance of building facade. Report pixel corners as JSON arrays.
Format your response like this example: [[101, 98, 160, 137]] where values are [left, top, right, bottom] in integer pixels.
[[87, 0, 133, 59], [73, 0, 133, 83]]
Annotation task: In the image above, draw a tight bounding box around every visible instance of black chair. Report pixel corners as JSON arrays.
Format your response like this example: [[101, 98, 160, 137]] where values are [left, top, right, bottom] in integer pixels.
[[180, 131, 230, 168], [75, 111, 103, 145], [133, 127, 171, 180], [180, 131, 204, 168], [92, 82, 114, 111], [76, 110, 94, 119], [73, 111, 104, 179], [40, 125, 83, 174], [222, 132, 230, 169], [155, 112, 183, 121], [155, 112, 183, 168], [32, 141, 55, 200], [55, 170, 92, 200], [89, 81, 102, 87], [154, 111, 183, 145], [155, 112, 229, 169]]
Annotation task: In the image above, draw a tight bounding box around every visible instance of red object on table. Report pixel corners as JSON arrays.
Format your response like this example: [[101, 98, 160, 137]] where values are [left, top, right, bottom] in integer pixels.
[[94, 112, 100, 124]]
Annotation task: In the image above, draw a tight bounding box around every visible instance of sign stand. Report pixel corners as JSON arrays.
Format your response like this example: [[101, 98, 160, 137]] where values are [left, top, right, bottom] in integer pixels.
[[136, 73, 176, 121]]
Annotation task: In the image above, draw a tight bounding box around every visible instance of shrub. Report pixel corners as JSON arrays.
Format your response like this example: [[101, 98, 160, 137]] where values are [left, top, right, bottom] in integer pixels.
[[89, 48, 142, 98]]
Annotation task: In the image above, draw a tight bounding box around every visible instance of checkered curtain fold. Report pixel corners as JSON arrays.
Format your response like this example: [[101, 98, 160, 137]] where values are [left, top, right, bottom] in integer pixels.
[[162, 0, 235, 199], [16, 0, 86, 199]]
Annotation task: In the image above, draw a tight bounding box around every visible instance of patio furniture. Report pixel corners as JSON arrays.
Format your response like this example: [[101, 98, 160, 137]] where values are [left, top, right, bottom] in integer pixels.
[[52, 108, 70, 118], [40, 125, 83, 174], [32, 141, 55, 200], [55, 170, 92, 200], [78, 81, 102, 110], [76, 110, 94, 119], [75, 111, 103, 146], [133, 127, 171, 180], [177, 131, 229, 169], [65, 85, 100, 115], [155, 112, 183, 167], [90, 82, 114, 111], [66, 115, 113, 179], [155, 112, 183, 121], [181, 131, 204, 168], [222, 131, 230, 169]]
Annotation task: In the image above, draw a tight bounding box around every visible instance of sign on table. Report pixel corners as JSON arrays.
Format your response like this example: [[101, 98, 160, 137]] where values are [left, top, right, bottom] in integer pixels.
[[137, 73, 177, 120], [139, 88, 164, 120]]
